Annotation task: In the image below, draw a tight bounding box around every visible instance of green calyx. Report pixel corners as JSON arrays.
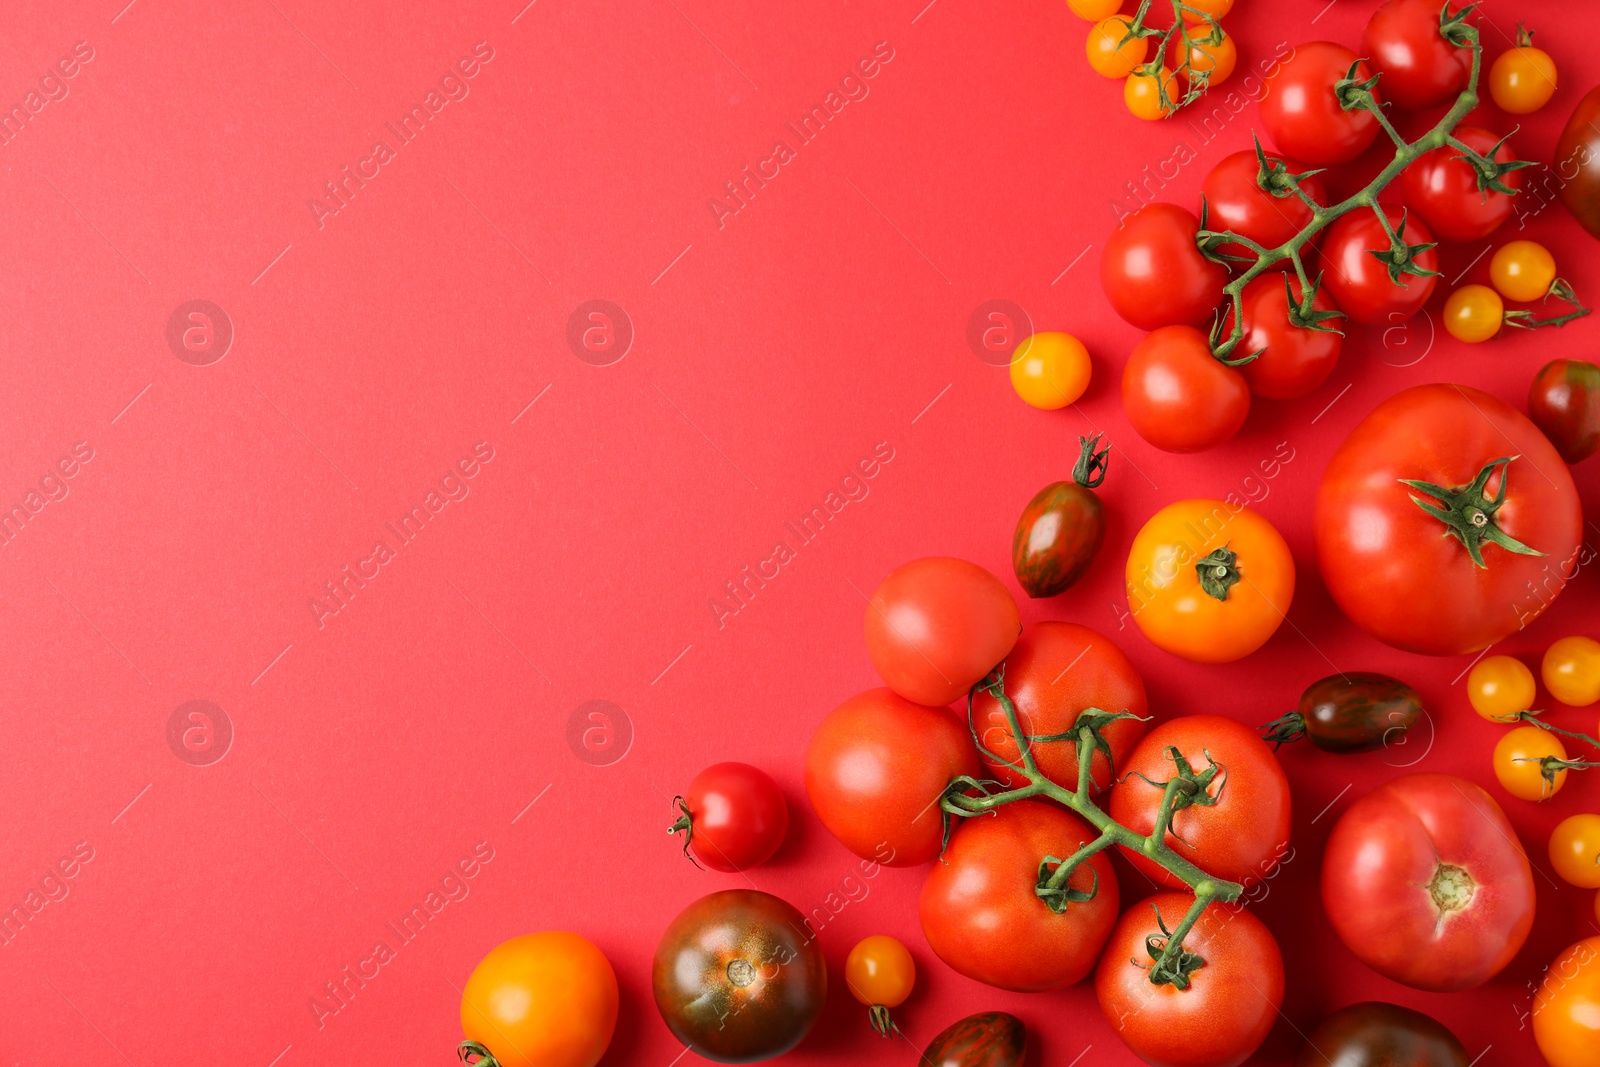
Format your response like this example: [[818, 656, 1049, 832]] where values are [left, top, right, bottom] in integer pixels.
[[459, 1042, 502, 1067], [1035, 856, 1100, 914], [1257, 710, 1308, 749], [1144, 904, 1207, 988], [1440, 2, 1480, 48], [1196, 546, 1242, 601], [1283, 272, 1346, 335], [1400, 456, 1545, 569], [667, 795, 704, 870], [1253, 134, 1323, 201], [868, 1005, 898, 1038], [1073, 433, 1111, 489], [1368, 210, 1440, 285], [1335, 60, 1383, 112], [1448, 129, 1536, 196]]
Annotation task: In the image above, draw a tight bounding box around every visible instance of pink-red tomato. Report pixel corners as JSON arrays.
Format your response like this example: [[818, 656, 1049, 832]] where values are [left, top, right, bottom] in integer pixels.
[[1200, 149, 1327, 263], [1122, 325, 1249, 453], [1362, 0, 1475, 111], [1261, 42, 1382, 166], [863, 557, 1019, 708], [1102, 203, 1227, 331], [670, 762, 788, 872], [1318, 206, 1439, 326], [1223, 274, 1343, 399], [1401, 126, 1524, 242]]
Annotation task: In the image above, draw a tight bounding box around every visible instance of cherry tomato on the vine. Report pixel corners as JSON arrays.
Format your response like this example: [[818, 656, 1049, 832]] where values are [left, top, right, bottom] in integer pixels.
[[1493, 725, 1569, 801], [1529, 360, 1600, 465], [1533, 936, 1600, 1067], [461, 932, 619, 1067], [669, 762, 788, 872], [1223, 274, 1342, 399], [1401, 127, 1524, 242], [1545, 637, 1600, 707], [1126, 66, 1180, 121], [844, 935, 915, 1036], [1443, 284, 1504, 343], [1122, 326, 1249, 453], [1491, 33, 1558, 115], [1184, 29, 1236, 87], [1010, 331, 1091, 409], [1086, 16, 1147, 79], [1200, 149, 1327, 265], [1318, 207, 1439, 326], [1102, 203, 1226, 330], [1261, 42, 1381, 166], [863, 557, 1019, 708], [1182, 0, 1231, 17], [1066, 0, 1122, 20], [1550, 815, 1600, 889], [1467, 655, 1536, 722], [1491, 239, 1557, 302], [1362, 0, 1475, 111]]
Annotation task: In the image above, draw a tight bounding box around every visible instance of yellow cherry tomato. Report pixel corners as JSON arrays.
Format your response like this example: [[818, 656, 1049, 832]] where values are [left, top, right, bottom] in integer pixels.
[[1550, 815, 1600, 889], [1009, 331, 1092, 410], [1186, 28, 1236, 86], [1490, 240, 1557, 303], [1126, 65, 1180, 120], [1491, 38, 1558, 115], [1087, 16, 1148, 78], [844, 935, 915, 1037], [1493, 725, 1569, 801], [1467, 655, 1537, 722], [1544, 636, 1600, 707], [1067, 0, 1122, 20], [1443, 284, 1503, 343], [1183, 0, 1233, 16], [461, 932, 619, 1067], [1533, 936, 1600, 1067]]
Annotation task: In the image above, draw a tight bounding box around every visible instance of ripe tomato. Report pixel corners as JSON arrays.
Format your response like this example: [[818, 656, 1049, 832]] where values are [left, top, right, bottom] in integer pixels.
[[1223, 274, 1342, 399], [1183, 0, 1231, 16], [1491, 35, 1558, 115], [1466, 655, 1536, 721], [1401, 127, 1524, 242], [1491, 239, 1557, 302], [920, 1012, 1026, 1067], [1529, 359, 1600, 464], [669, 762, 788, 872], [1262, 672, 1423, 753], [1101, 203, 1227, 331], [1110, 714, 1291, 889], [1533, 936, 1600, 1067], [1066, 0, 1121, 20], [1322, 772, 1535, 991], [1299, 1002, 1470, 1067], [1493, 725, 1569, 801], [1550, 815, 1600, 889], [1362, 0, 1474, 111], [1261, 42, 1381, 166], [1086, 16, 1147, 79], [805, 688, 979, 866], [1096, 894, 1283, 1067], [863, 557, 1019, 708], [1011, 438, 1108, 598], [1184, 29, 1236, 87], [920, 801, 1118, 992], [972, 622, 1148, 793], [1126, 66, 1179, 121], [1125, 499, 1295, 663], [844, 935, 914, 1036], [1317, 206, 1438, 326], [460, 932, 618, 1067], [1545, 636, 1600, 706], [1314, 384, 1582, 655], [652, 890, 826, 1063], [1121, 326, 1249, 453], [1009, 331, 1091, 409], [1556, 87, 1600, 240], [1442, 284, 1503, 343], [1199, 150, 1327, 264]]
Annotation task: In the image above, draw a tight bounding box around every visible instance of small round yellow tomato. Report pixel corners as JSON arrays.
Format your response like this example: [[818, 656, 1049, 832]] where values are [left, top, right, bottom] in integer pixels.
[[1067, 0, 1122, 20], [1493, 725, 1569, 801], [1126, 65, 1179, 120], [461, 932, 619, 1067], [1533, 936, 1600, 1067], [1010, 331, 1091, 409], [1467, 655, 1537, 721], [1490, 240, 1557, 303], [1186, 29, 1236, 86], [844, 935, 915, 1036], [1443, 285, 1503, 343], [1550, 815, 1600, 889], [1491, 39, 1558, 115], [1544, 636, 1600, 707], [1087, 16, 1148, 78], [1183, 0, 1232, 17]]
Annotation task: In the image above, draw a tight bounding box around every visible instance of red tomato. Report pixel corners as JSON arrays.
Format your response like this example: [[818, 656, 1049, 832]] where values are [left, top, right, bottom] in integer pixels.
[[1199, 150, 1327, 264], [1109, 715, 1291, 890], [1315, 384, 1583, 655], [864, 557, 1019, 708], [1317, 206, 1438, 326], [1362, 0, 1475, 111], [971, 622, 1148, 794], [1122, 325, 1250, 453], [1102, 203, 1227, 330], [804, 688, 979, 866], [1223, 274, 1343, 399], [669, 763, 788, 872], [1096, 893, 1284, 1067], [1401, 126, 1524, 242], [919, 801, 1119, 992], [1322, 772, 1535, 991], [1261, 42, 1381, 166]]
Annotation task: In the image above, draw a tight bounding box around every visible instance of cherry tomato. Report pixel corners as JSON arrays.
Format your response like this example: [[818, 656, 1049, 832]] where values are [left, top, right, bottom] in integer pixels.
[[1125, 499, 1294, 663], [1550, 815, 1600, 889], [1401, 127, 1524, 242], [652, 890, 826, 1063], [920, 1012, 1026, 1067], [1101, 203, 1227, 330], [1096, 893, 1283, 1067], [669, 762, 788, 872], [1318, 207, 1438, 326], [1223, 274, 1342, 399], [460, 932, 619, 1067], [1261, 672, 1423, 753], [1121, 326, 1249, 453], [1298, 1002, 1470, 1067], [1110, 714, 1292, 889], [1125, 65, 1179, 121], [1261, 42, 1381, 166], [1011, 438, 1108, 598], [1533, 936, 1600, 1067], [1493, 725, 1569, 801], [1490, 239, 1556, 302], [1086, 16, 1147, 79], [1467, 655, 1536, 721], [1529, 359, 1600, 464], [1545, 636, 1600, 706], [1491, 35, 1558, 115], [1322, 772, 1536, 991], [1557, 87, 1600, 240], [1199, 149, 1327, 265], [1184, 29, 1236, 87], [863, 557, 1020, 707], [805, 688, 979, 866], [1009, 331, 1091, 409], [920, 801, 1118, 992], [1182, 0, 1231, 16], [1066, 0, 1121, 20], [1443, 284, 1503, 343], [844, 935, 915, 1036], [1362, 0, 1475, 111]]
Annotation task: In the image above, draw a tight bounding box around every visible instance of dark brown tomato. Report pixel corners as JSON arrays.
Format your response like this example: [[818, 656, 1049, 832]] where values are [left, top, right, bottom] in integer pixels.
[[1529, 359, 1600, 464], [920, 1011, 1026, 1067], [1298, 1001, 1469, 1067], [1556, 85, 1600, 239], [1011, 435, 1109, 598], [1261, 672, 1423, 753]]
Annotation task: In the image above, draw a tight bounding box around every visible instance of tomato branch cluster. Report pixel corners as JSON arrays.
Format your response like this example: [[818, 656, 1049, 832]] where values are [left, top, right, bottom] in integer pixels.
[[1123, 0, 1227, 115]]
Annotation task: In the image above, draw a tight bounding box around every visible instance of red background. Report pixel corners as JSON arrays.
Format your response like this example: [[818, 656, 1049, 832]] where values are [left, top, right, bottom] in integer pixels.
[[2, 0, 1598, 1064]]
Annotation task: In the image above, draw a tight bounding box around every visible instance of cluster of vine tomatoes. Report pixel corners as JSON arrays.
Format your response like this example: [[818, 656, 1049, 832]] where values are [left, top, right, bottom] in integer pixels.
[[1071, 0, 1237, 121]]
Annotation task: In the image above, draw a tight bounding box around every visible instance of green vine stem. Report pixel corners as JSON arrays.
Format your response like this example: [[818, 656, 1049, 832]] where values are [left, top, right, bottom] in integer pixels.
[[458, 1041, 500, 1067], [1514, 756, 1600, 799], [942, 668, 1244, 987], [1124, 0, 1227, 115], [1502, 710, 1600, 751]]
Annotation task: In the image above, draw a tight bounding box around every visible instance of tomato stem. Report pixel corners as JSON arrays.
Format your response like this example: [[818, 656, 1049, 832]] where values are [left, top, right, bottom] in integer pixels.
[[667, 796, 705, 870], [458, 1041, 501, 1067], [1512, 711, 1600, 753]]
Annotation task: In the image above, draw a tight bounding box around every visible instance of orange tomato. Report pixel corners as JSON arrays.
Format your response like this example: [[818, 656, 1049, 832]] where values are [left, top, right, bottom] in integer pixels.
[[1087, 16, 1148, 78], [1467, 655, 1536, 721], [1533, 936, 1600, 1067], [460, 932, 619, 1067], [844, 935, 916, 1036], [1544, 636, 1600, 707], [1492, 726, 1569, 802], [1126, 66, 1180, 120], [1550, 815, 1600, 889], [1010, 332, 1092, 409], [1490, 38, 1557, 115], [1186, 28, 1236, 86], [1182, 0, 1232, 16]]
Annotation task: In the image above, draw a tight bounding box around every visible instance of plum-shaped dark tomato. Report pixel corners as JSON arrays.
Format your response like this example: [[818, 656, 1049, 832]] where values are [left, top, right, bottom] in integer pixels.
[[651, 890, 825, 1064], [1011, 435, 1109, 598], [1298, 1001, 1468, 1067], [1260, 672, 1423, 753], [920, 1011, 1026, 1067], [1556, 85, 1600, 240], [1529, 359, 1600, 464]]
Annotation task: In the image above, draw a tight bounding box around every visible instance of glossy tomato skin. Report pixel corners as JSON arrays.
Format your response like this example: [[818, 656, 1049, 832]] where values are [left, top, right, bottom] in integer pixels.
[[1315, 384, 1583, 655], [653, 890, 826, 1063], [461, 932, 619, 1067], [1012, 481, 1103, 597], [1298, 1002, 1469, 1067], [805, 688, 979, 866], [920, 1012, 1026, 1067], [1529, 359, 1600, 464], [1318, 207, 1438, 325], [1322, 773, 1535, 992], [1296, 672, 1423, 753], [1401, 127, 1523, 242], [1556, 86, 1600, 239], [676, 763, 788, 872], [1200, 150, 1327, 263], [1225, 273, 1342, 399], [1533, 936, 1600, 1067], [1361, 0, 1474, 111], [919, 801, 1119, 992], [1261, 42, 1381, 166], [1122, 326, 1250, 453], [864, 557, 1020, 707], [1110, 715, 1291, 890], [1102, 204, 1227, 330], [1096, 893, 1284, 1067]]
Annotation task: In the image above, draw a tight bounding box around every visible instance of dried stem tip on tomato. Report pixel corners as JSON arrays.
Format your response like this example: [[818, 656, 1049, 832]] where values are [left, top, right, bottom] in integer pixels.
[[1011, 435, 1110, 598]]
